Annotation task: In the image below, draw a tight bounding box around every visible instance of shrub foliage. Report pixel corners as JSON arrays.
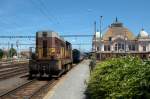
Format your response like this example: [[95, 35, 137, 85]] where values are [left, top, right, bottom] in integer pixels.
[[9, 48, 17, 57], [87, 56, 150, 99]]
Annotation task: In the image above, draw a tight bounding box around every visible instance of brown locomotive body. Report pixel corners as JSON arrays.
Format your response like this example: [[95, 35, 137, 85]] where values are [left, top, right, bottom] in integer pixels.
[[29, 31, 72, 78]]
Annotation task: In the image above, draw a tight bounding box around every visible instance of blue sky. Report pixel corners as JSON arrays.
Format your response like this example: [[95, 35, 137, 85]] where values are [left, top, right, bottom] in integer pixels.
[[0, 0, 150, 51]]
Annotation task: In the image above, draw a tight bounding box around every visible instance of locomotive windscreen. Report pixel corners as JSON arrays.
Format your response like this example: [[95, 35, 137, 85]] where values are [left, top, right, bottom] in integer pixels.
[[36, 31, 66, 59]]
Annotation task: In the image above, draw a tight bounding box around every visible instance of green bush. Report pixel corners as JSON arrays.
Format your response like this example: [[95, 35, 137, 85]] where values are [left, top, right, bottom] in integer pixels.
[[87, 56, 150, 99], [9, 48, 17, 57]]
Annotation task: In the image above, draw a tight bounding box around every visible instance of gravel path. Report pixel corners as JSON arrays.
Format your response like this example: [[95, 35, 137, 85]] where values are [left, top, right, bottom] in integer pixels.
[[44, 59, 90, 99]]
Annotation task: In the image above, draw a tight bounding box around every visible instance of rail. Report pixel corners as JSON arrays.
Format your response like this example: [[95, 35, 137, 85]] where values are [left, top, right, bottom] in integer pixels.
[[0, 79, 57, 99]]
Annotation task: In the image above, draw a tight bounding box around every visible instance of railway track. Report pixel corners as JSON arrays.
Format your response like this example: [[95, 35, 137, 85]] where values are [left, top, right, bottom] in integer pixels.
[[0, 63, 28, 69], [0, 63, 28, 80], [0, 79, 57, 99]]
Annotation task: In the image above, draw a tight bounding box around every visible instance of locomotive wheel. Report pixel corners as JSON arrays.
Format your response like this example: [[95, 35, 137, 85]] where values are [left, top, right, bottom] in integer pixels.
[[68, 64, 72, 71], [69, 64, 72, 70], [39, 73, 43, 78], [48, 74, 52, 78], [70, 63, 72, 68], [67, 64, 70, 71], [64, 65, 67, 71], [65, 65, 69, 72]]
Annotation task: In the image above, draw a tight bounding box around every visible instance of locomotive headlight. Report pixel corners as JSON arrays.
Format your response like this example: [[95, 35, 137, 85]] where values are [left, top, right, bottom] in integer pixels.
[[49, 48, 56, 54], [51, 48, 55, 53]]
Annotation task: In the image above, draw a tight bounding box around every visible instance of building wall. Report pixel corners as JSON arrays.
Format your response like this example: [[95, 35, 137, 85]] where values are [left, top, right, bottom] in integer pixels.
[[138, 41, 150, 52], [100, 39, 150, 52], [92, 20, 150, 58]]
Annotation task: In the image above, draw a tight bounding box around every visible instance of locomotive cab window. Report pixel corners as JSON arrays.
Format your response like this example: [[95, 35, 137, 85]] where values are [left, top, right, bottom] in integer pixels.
[[43, 32, 47, 37]]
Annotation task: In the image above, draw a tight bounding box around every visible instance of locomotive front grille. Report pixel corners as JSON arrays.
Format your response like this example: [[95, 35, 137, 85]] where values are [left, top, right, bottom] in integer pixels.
[[36, 60, 60, 75]]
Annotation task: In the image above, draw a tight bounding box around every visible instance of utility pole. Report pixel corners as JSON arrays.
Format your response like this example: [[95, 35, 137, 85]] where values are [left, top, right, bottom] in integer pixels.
[[94, 21, 96, 35], [7, 42, 10, 59], [92, 21, 97, 52], [10, 43, 13, 63], [99, 16, 103, 61], [94, 21, 97, 60], [16, 40, 19, 62], [91, 21, 97, 60], [100, 16, 103, 39]]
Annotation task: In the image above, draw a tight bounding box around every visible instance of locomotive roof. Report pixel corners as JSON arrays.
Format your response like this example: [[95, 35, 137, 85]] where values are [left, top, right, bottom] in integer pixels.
[[36, 31, 65, 41]]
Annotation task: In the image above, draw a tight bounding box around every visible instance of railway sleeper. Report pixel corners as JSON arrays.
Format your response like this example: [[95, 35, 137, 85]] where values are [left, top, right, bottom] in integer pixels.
[[0, 70, 27, 80], [0, 67, 28, 76], [0, 66, 28, 74]]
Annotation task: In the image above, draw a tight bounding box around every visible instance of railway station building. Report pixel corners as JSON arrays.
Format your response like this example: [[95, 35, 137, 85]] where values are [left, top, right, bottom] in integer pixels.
[[92, 18, 150, 60]]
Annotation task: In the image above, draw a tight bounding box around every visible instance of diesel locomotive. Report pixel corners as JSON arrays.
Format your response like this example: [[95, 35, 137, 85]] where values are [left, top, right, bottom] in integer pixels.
[[29, 31, 73, 78]]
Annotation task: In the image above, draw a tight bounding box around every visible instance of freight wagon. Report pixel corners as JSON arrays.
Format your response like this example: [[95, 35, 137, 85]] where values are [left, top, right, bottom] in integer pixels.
[[72, 49, 84, 63]]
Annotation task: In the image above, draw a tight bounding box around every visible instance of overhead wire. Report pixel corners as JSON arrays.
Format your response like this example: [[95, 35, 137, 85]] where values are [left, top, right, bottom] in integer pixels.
[[38, 0, 59, 24], [30, 0, 55, 25]]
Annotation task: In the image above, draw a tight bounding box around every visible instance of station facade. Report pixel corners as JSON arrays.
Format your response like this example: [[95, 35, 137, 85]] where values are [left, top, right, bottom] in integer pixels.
[[92, 19, 150, 60]]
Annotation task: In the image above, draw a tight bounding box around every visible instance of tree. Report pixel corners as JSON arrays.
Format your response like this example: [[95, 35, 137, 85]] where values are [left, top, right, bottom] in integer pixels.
[[0, 49, 3, 59], [9, 48, 17, 57]]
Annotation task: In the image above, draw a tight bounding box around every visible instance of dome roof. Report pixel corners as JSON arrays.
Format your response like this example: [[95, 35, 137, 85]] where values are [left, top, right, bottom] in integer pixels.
[[103, 26, 135, 40], [102, 18, 135, 40], [139, 29, 149, 37]]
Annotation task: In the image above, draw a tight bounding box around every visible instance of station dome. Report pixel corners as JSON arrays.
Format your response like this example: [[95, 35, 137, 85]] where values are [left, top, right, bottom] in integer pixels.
[[139, 29, 149, 37], [103, 18, 135, 40]]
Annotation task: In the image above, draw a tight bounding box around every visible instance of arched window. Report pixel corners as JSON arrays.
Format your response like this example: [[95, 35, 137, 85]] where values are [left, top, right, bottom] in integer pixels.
[[143, 46, 146, 51], [128, 44, 136, 51], [122, 44, 124, 50], [104, 45, 111, 51], [114, 43, 124, 51], [132, 45, 135, 51], [118, 43, 121, 50], [115, 44, 117, 51], [108, 45, 110, 51], [104, 45, 107, 51]]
